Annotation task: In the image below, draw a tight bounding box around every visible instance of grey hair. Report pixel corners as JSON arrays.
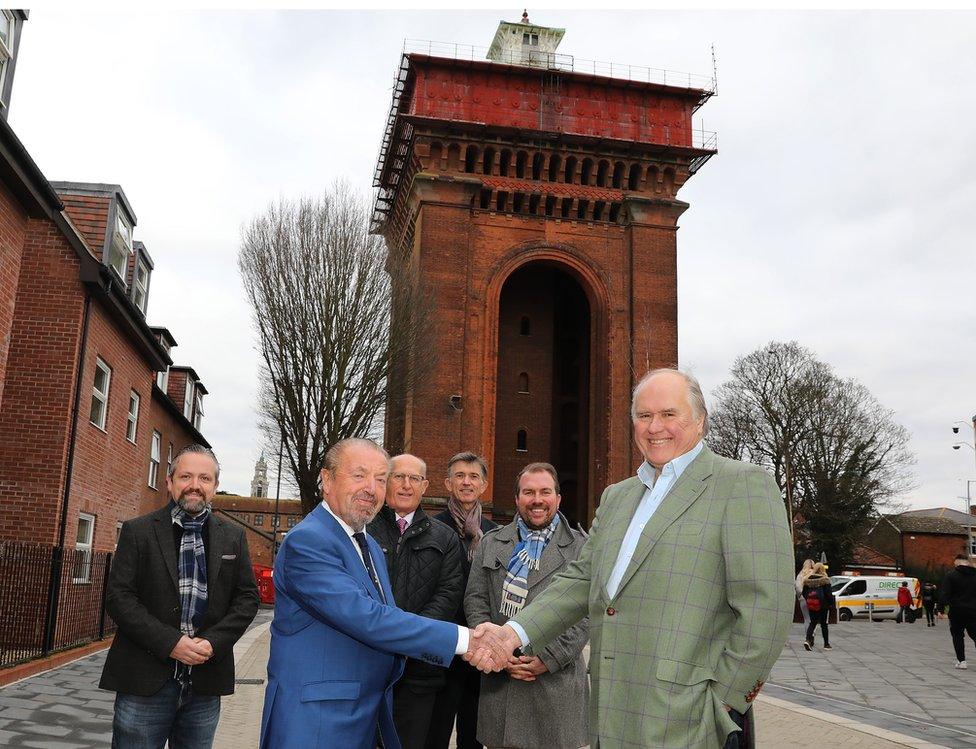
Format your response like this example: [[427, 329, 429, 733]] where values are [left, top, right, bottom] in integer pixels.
[[630, 368, 709, 438], [392, 453, 428, 477], [169, 443, 220, 480], [322, 437, 391, 473], [446, 451, 488, 479]]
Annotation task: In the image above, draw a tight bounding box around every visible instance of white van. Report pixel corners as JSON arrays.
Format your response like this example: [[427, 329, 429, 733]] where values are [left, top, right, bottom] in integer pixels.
[[829, 576, 920, 621]]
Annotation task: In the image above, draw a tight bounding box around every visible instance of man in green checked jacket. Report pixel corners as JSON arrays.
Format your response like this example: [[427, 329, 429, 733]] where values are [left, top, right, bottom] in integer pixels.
[[470, 368, 795, 748]]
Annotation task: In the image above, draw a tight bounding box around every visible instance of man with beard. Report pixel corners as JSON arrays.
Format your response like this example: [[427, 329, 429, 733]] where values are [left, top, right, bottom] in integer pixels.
[[427, 452, 498, 749], [464, 463, 589, 749], [101, 444, 260, 748]]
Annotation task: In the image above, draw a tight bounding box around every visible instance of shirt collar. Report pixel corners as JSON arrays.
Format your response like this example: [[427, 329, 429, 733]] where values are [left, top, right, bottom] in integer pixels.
[[396, 510, 416, 526], [322, 499, 357, 538], [637, 440, 704, 490]]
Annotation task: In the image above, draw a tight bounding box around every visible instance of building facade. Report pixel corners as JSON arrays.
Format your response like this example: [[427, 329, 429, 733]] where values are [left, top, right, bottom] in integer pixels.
[[374, 16, 716, 524], [865, 514, 969, 575]]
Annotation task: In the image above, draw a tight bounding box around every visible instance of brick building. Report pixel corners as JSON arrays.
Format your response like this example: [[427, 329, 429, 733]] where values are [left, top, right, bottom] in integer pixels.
[[865, 514, 969, 574], [210, 495, 302, 568], [900, 505, 976, 559], [0, 14, 209, 663], [373, 16, 716, 524]]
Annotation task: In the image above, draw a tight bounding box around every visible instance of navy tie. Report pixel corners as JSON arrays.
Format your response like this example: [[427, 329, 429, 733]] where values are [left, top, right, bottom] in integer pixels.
[[353, 532, 386, 603]]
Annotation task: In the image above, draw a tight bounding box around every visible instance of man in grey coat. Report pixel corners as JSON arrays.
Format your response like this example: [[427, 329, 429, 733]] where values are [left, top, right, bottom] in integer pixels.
[[464, 462, 588, 749]]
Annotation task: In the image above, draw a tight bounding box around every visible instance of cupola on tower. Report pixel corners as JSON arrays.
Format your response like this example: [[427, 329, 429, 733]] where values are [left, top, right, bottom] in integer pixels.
[[250, 452, 269, 499], [373, 14, 716, 525]]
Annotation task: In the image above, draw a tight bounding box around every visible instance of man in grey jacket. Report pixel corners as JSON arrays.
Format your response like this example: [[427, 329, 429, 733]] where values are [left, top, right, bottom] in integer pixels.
[[464, 462, 588, 749]]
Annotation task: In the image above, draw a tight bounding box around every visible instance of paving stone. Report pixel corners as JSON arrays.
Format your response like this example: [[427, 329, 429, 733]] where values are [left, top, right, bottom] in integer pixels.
[[0, 707, 33, 720], [16, 722, 72, 737]]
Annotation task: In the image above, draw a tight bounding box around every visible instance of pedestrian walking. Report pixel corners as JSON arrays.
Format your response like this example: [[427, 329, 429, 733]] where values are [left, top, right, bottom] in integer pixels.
[[796, 559, 815, 626], [895, 581, 914, 623], [922, 582, 938, 627], [802, 563, 834, 651], [938, 554, 976, 669]]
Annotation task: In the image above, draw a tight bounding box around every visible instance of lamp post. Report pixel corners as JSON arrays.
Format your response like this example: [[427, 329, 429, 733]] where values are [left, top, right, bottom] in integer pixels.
[[952, 414, 976, 558]]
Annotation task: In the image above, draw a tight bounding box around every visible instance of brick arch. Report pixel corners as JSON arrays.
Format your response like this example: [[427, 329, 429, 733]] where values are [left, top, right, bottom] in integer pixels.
[[480, 244, 611, 522]]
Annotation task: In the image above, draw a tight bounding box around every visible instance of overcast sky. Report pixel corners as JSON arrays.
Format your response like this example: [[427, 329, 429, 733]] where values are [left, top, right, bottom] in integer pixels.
[[11, 10, 976, 509]]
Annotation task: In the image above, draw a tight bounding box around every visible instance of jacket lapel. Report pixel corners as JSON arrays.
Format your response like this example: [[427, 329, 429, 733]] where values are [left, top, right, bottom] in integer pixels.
[[611, 448, 714, 600], [152, 508, 179, 594], [597, 480, 646, 604], [206, 512, 224, 590]]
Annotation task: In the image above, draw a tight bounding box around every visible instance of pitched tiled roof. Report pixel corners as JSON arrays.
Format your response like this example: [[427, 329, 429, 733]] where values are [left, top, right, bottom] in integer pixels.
[[886, 513, 967, 535], [851, 543, 898, 567]]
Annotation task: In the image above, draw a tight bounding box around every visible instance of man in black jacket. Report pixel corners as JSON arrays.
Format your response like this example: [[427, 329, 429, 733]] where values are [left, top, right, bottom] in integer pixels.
[[939, 554, 976, 669], [427, 452, 498, 749], [367, 453, 464, 748], [100, 444, 260, 748]]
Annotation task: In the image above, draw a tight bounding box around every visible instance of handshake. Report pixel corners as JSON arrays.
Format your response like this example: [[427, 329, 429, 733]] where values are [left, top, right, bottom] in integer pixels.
[[462, 622, 527, 675]]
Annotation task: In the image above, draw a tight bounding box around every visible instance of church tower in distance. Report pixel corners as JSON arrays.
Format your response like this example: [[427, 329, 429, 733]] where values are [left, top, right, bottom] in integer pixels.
[[373, 14, 716, 525], [250, 452, 269, 499]]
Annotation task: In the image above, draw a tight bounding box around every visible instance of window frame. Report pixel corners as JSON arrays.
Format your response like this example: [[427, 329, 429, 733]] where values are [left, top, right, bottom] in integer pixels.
[[108, 211, 133, 281], [166, 442, 173, 478], [132, 258, 150, 314], [183, 378, 195, 420], [125, 390, 140, 444], [148, 430, 161, 489], [89, 358, 112, 431], [193, 389, 204, 430], [72, 512, 95, 584], [0, 11, 15, 102]]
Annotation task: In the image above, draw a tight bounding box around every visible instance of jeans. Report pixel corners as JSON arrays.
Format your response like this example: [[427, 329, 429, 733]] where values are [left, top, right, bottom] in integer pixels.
[[112, 678, 220, 749], [949, 614, 976, 662], [895, 605, 911, 623], [805, 609, 829, 646]]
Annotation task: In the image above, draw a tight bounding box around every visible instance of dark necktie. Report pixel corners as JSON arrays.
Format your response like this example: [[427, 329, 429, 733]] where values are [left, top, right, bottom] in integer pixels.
[[353, 532, 386, 603]]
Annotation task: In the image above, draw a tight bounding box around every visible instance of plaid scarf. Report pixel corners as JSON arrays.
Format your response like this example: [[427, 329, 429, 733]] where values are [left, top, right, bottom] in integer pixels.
[[500, 514, 560, 618], [171, 501, 209, 639], [448, 495, 485, 562]]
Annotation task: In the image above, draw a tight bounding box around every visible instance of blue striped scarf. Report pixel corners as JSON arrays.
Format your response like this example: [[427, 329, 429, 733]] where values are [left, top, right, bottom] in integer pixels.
[[171, 502, 209, 639], [500, 514, 559, 618]]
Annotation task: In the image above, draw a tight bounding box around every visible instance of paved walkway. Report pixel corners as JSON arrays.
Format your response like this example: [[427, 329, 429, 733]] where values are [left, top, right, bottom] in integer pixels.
[[1, 613, 970, 748]]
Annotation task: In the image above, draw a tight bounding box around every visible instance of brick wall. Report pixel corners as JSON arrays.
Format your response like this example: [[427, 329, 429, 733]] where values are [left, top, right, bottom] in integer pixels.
[[903, 532, 967, 571], [0, 180, 29, 406], [0, 216, 85, 545], [211, 496, 303, 568], [58, 194, 109, 262]]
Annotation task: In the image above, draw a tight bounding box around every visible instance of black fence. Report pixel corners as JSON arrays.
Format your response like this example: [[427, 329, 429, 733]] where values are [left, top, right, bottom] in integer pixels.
[[0, 541, 115, 670]]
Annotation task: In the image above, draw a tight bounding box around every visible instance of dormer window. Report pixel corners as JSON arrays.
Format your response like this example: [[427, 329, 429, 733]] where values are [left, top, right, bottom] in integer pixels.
[[108, 211, 133, 281], [183, 378, 194, 420], [522, 32, 539, 45], [0, 11, 15, 102], [193, 389, 204, 431], [132, 259, 150, 314]]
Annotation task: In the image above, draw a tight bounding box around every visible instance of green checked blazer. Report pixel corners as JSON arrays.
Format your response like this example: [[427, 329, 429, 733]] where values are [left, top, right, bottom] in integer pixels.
[[512, 446, 795, 749]]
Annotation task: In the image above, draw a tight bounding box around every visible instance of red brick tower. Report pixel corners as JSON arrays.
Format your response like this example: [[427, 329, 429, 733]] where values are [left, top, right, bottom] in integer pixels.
[[374, 16, 716, 524]]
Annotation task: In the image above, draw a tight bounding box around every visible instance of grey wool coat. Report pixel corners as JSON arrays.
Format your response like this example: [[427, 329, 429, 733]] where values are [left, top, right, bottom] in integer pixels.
[[464, 512, 589, 749]]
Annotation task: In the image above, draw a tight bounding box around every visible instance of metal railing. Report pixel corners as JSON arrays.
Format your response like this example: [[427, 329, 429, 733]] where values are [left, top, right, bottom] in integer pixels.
[[403, 39, 716, 92], [0, 541, 115, 670]]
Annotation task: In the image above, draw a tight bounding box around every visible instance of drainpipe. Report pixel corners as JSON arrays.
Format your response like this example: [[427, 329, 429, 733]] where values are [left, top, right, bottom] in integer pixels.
[[43, 292, 92, 653]]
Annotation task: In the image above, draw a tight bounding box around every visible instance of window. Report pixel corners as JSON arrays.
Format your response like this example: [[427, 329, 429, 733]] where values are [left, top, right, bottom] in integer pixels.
[[522, 32, 539, 45], [255, 486, 263, 498], [166, 442, 173, 477], [287, 516, 297, 528], [89, 358, 111, 430], [193, 390, 204, 431], [156, 367, 169, 391], [73, 513, 95, 583], [839, 579, 866, 597], [183, 378, 194, 420], [115, 521, 123, 550], [132, 260, 150, 314], [518, 372, 529, 393], [255, 514, 264, 526], [148, 431, 161, 488], [108, 211, 133, 281], [517, 429, 528, 452], [0, 11, 15, 100], [126, 390, 140, 443]]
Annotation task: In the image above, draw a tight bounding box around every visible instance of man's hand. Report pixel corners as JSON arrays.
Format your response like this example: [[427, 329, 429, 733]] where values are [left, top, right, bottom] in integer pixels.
[[169, 635, 212, 665], [465, 622, 522, 673], [505, 655, 548, 682]]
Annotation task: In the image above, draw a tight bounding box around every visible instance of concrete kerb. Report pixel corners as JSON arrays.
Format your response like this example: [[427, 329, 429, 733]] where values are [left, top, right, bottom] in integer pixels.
[[757, 694, 951, 749]]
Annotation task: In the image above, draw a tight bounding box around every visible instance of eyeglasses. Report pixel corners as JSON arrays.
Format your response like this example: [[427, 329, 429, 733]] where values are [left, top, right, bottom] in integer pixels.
[[391, 472, 426, 485]]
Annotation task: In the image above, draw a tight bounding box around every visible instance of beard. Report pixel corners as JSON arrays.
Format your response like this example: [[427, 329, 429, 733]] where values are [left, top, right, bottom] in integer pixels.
[[177, 489, 208, 516]]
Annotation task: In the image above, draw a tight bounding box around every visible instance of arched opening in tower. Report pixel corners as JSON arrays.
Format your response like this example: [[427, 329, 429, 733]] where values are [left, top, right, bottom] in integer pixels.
[[492, 262, 591, 527]]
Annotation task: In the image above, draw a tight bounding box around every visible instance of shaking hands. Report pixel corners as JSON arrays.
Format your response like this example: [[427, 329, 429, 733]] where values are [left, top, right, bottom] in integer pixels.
[[463, 622, 523, 673]]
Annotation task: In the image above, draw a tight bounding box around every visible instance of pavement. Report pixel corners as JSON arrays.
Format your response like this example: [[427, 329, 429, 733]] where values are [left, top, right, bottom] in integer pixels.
[[0, 613, 972, 748]]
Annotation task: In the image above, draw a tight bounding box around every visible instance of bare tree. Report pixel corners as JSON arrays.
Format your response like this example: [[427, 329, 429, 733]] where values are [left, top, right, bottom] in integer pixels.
[[238, 183, 433, 514], [710, 341, 915, 567]]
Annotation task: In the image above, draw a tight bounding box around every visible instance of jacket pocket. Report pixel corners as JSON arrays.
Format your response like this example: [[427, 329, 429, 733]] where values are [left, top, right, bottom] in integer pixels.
[[656, 658, 712, 685], [300, 680, 360, 702]]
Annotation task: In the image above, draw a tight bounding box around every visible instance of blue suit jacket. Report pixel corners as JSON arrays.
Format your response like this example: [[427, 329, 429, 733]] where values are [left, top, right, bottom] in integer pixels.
[[260, 504, 458, 749]]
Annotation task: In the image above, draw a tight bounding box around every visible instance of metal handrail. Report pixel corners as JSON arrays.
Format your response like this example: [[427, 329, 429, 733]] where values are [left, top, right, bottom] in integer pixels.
[[402, 38, 716, 92]]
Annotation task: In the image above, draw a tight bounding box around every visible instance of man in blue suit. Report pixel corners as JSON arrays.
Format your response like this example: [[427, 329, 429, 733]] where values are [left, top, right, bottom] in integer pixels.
[[260, 438, 487, 749]]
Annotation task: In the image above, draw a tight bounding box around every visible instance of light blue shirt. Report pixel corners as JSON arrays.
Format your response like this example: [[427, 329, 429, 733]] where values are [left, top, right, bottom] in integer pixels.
[[508, 441, 704, 648]]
